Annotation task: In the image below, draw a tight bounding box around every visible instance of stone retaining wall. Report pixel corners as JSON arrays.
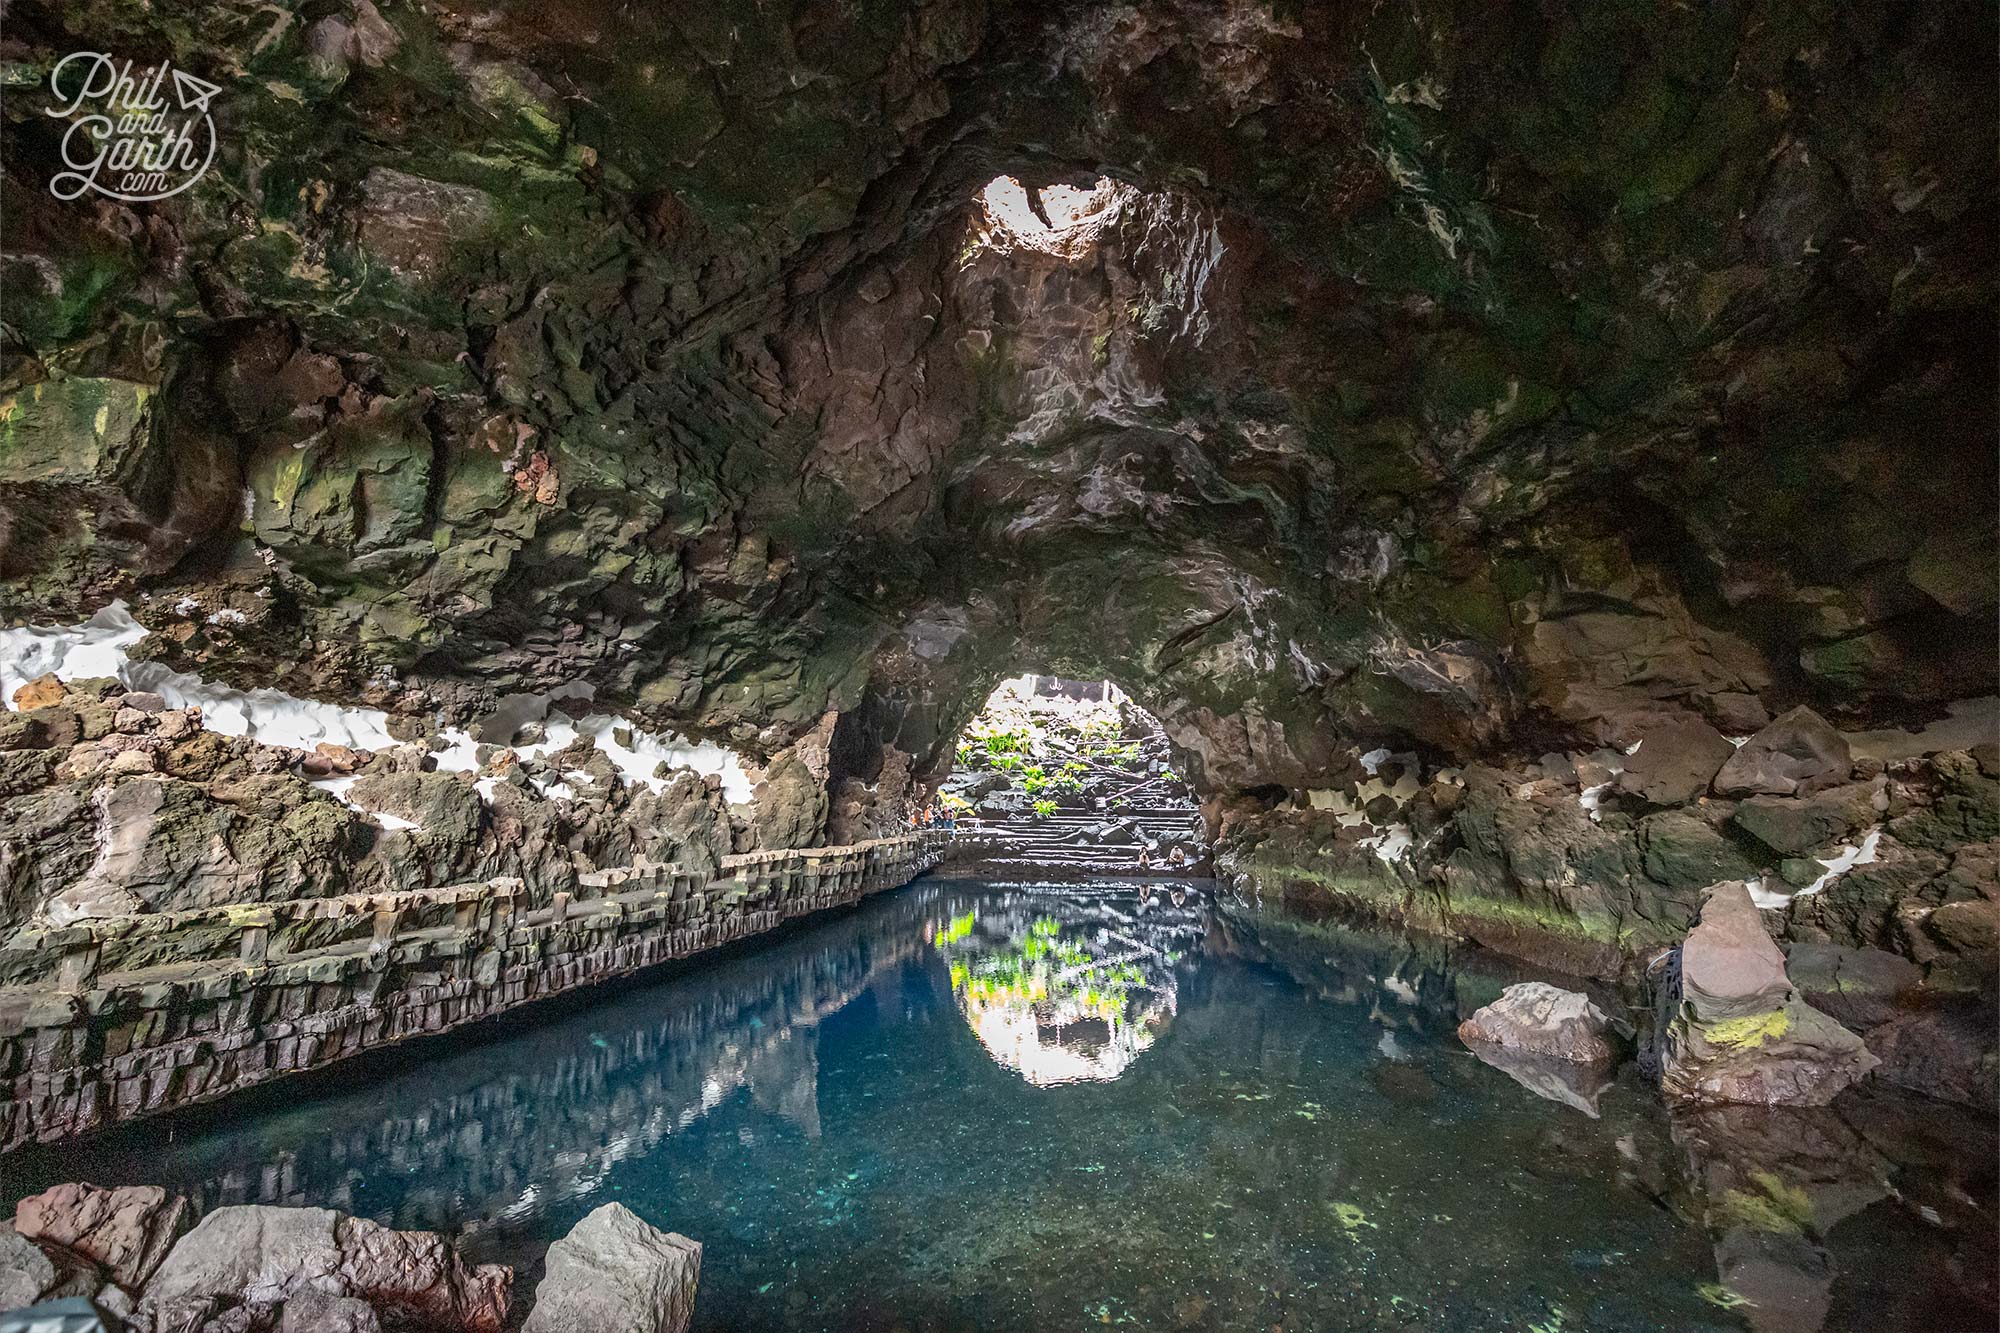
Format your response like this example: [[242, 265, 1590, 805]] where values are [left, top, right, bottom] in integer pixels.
[[0, 833, 948, 1152]]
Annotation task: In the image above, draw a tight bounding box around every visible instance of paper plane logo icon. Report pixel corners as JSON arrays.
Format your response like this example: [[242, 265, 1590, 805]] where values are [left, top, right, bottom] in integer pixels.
[[172, 67, 222, 114]]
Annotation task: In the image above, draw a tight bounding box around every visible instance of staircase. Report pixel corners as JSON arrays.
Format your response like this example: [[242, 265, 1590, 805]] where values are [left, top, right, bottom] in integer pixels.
[[941, 804, 1210, 880], [936, 676, 1212, 880]]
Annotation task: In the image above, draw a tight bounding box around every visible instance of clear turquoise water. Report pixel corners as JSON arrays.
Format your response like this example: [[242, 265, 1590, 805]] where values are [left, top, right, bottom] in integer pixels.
[[8, 881, 1992, 1331]]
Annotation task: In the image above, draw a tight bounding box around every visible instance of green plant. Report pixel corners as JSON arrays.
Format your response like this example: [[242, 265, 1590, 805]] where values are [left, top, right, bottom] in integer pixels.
[[1079, 716, 1120, 742], [993, 754, 1023, 773], [1020, 764, 1048, 794], [1032, 798, 1057, 818], [1160, 767, 1180, 784], [955, 743, 974, 767]]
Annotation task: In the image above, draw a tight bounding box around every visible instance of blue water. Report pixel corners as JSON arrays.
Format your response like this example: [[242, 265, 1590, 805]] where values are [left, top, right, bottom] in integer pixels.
[[7, 881, 1992, 1331]]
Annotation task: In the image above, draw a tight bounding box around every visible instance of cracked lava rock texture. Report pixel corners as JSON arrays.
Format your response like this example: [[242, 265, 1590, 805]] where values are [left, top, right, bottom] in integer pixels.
[[0, 0, 1994, 1105]]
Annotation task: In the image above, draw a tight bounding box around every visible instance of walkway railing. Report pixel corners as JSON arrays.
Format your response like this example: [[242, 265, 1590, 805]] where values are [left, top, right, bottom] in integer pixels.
[[0, 831, 950, 1152]]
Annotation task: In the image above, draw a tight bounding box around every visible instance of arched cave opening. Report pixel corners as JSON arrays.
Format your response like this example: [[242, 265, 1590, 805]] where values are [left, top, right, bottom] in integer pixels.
[[931, 672, 1209, 877], [0, 1, 1993, 1329]]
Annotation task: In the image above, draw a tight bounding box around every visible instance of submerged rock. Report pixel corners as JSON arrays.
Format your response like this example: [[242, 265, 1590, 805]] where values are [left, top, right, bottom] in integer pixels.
[[1655, 885, 1878, 1106], [522, 1204, 700, 1333], [1457, 982, 1617, 1064]]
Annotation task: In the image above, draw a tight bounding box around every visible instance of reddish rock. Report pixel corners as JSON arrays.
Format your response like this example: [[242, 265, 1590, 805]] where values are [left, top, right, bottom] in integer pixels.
[[313, 742, 364, 774], [1655, 884, 1878, 1106], [12, 673, 67, 710], [143, 1206, 510, 1332], [14, 1182, 192, 1291], [1679, 882, 1791, 1023]]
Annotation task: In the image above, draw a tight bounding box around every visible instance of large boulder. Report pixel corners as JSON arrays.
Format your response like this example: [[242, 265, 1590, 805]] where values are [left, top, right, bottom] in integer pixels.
[[142, 1206, 509, 1333], [281, 1289, 385, 1332], [13, 1183, 191, 1291], [1678, 882, 1792, 1022], [1457, 982, 1617, 1063], [1654, 884, 1878, 1106], [1730, 781, 1883, 858], [522, 1204, 700, 1333], [0, 1223, 100, 1312], [0, 1224, 60, 1311], [1713, 707, 1851, 798], [749, 749, 828, 851], [1617, 718, 1734, 806], [1637, 809, 1759, 891]]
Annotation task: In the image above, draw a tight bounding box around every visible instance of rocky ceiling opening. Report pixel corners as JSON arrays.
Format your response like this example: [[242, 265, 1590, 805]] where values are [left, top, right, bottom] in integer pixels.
[[0, 0, 1994, 1322], [972, 174, 1122, 257]]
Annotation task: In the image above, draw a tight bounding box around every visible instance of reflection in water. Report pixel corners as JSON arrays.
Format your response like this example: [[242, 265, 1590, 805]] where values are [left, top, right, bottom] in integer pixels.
[[1671, 1097, 1998, 1332], [929, 883, 1205, 1085], [1463, 1044, 1617, 1118], [5, 884, 1991, 1332]]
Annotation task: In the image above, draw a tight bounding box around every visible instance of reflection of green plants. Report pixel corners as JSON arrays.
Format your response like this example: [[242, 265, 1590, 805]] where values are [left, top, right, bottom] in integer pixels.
[[940, 913, 1143, 1019], [1032, 798, 1057, 817], [1716, 1172, 1814, 1234], [937, 910, 978, 945]]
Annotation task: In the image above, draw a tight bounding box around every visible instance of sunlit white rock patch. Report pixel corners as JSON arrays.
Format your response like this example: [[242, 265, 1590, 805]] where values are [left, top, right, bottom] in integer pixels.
[[1746, 828, 1883, 910], [1, 604, 756, 810]]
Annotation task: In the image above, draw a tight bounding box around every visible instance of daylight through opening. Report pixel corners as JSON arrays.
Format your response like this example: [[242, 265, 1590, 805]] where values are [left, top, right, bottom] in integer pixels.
[[936, 674, 1209, 879], [973, 175, 1121, 256]]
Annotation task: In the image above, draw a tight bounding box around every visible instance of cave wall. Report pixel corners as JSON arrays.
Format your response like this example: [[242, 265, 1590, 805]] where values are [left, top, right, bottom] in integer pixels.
[[0, 0, 1994, 1001]]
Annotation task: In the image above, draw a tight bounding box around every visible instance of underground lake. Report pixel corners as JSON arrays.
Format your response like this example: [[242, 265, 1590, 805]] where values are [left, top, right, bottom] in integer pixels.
[[1, 1, 1996, 1328], [6, 880, 1990, 1332]]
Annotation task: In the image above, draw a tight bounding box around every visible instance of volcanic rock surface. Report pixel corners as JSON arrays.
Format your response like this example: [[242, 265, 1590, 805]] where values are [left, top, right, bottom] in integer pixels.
[[0, 0, 1995, 1094]]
